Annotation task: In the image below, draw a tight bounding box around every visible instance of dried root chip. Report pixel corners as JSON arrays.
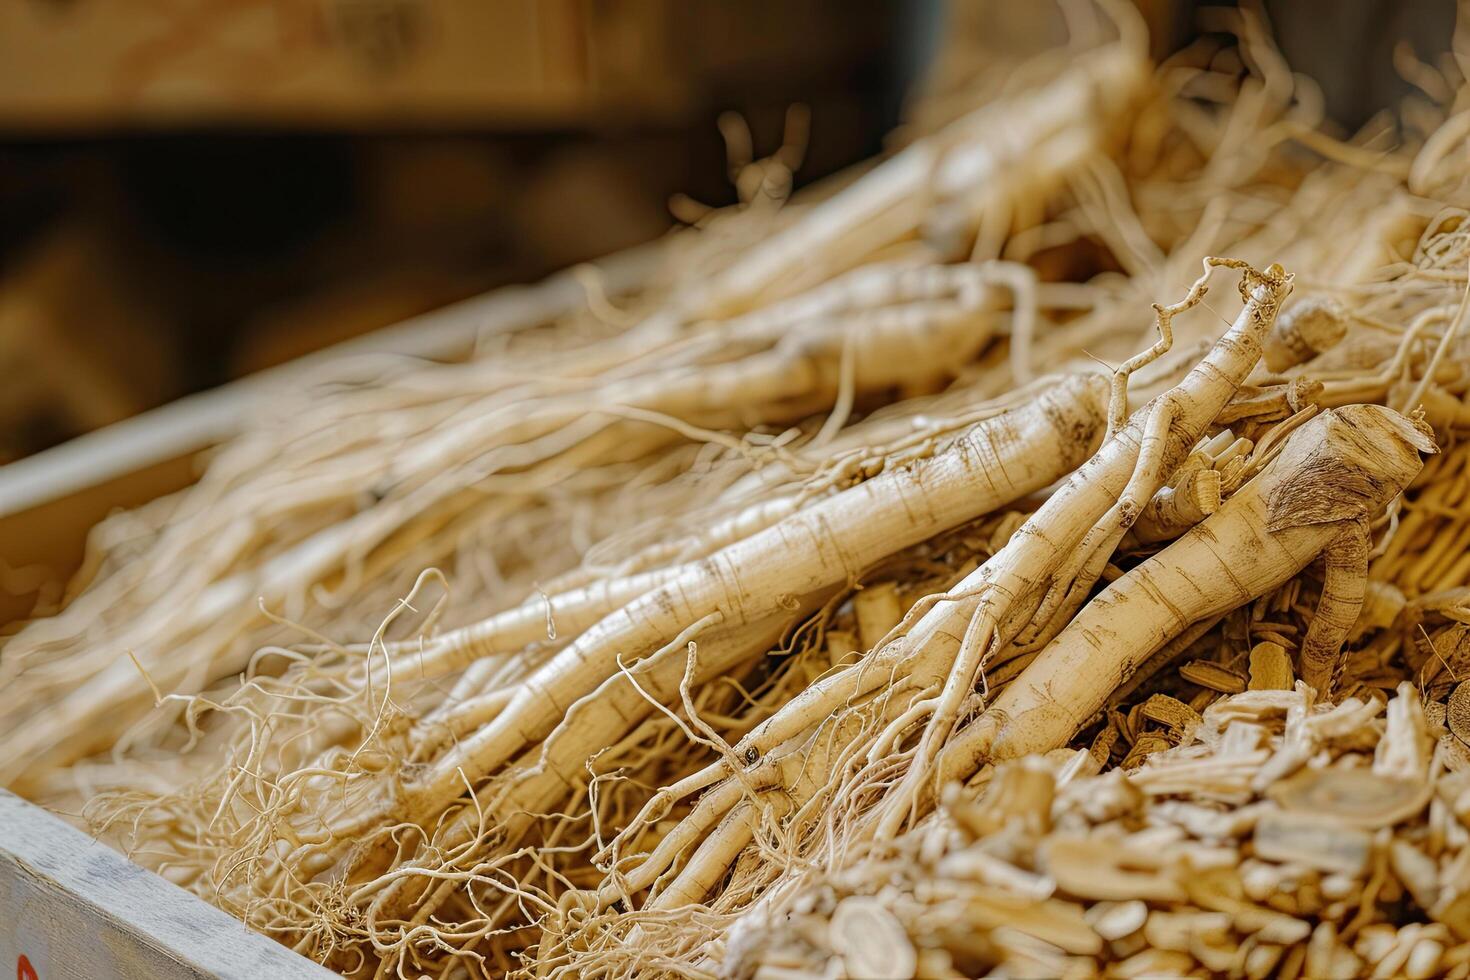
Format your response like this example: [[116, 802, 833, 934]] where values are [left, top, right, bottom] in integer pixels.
[[1449, 681, 1470, 746], [1042, 837, 1186, 903], [1268, 767, 1433, 828], [1390, 839, 1442, 911], [958, 887, 1102, 955], [1180, 660, 1248, 694], [1306, 922, 1365, 980], [1252, 809, 1373, 875], [1249, 641, 1296, 691], [1433, 889, 1470, 941], [1139, 694, 1204, 735], [829, 896, 917, 980], [1120, 731, 1175, 769], [1086, 900, 1148, 942], [949, 761, 1055, 838], [1143, 910, 1231, 952]]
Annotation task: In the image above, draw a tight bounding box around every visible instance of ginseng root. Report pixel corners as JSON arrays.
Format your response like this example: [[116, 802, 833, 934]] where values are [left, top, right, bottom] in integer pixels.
[[274, 372, 1111, 881], [933, 403, 1434, 792]]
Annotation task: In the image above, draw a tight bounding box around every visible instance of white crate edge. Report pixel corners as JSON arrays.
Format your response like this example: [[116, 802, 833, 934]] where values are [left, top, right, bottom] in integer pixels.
[[0, 788, 335, 978]]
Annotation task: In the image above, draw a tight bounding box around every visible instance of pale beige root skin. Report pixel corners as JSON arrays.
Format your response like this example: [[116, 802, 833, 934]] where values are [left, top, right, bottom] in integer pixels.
[[750, 264, 1293, 769], [285, 373, 1110, 872], [401, 267, 1025, 682], [0, 257, 1009, 790], [348, 610, 805, 924], [933, 403, 1435, 793], [399, 375, 1108, 809], [867, 260, 1295, 835], [409, 381, 1037, 755], [588, 259, 1296, 902], [383, 267, 1017, 690]]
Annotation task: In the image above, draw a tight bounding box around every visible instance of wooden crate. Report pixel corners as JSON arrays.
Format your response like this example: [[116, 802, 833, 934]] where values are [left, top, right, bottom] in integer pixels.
[[0, 243, 656, 978]]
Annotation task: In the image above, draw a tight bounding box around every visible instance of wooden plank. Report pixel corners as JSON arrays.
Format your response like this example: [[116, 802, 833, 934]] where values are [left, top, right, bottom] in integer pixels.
[[0, 789, 332, 979]]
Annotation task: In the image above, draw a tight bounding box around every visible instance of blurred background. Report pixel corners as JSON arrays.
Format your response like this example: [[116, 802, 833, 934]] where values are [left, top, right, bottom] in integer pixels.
[[0, 0, 1453, 464]]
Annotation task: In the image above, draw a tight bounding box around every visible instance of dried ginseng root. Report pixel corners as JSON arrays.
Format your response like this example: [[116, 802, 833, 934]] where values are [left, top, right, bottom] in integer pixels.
[[936, 403, 1436, 787], [23, 5, 1470, 979]]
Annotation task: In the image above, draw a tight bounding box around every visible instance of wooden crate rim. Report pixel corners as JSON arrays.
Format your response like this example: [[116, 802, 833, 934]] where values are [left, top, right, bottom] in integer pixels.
[[0, 788, 335, 978]]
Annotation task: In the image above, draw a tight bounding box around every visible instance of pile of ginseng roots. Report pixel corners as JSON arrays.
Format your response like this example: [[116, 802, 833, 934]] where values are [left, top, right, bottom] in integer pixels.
[[5, 6, 1470, 978]]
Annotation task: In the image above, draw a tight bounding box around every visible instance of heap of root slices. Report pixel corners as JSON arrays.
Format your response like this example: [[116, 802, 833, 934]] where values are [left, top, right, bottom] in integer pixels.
[[720, 683, 1470, 980], [7, 4, 1470, 978]]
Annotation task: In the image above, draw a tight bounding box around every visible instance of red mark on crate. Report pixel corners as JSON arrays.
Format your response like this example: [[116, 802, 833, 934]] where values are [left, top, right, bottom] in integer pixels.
[[17, 955, 38, 980]]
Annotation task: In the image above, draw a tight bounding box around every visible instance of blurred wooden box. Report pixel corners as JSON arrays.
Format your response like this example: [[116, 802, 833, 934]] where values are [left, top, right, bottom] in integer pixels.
[[0, 0, 688, 128]]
